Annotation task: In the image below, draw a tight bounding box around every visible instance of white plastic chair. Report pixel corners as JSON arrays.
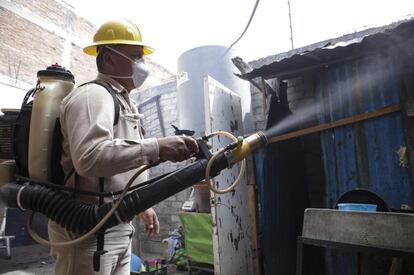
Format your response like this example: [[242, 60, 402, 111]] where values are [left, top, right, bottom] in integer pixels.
[[0, 207, 15, 259]]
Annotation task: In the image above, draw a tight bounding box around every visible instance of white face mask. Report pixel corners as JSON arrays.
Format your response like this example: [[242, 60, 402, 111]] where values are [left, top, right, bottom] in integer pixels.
[[103, 46, 150, 88]]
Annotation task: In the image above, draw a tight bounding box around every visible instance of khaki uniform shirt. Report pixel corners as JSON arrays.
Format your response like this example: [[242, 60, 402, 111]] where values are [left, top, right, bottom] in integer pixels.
[[59, 73, 159, 204]]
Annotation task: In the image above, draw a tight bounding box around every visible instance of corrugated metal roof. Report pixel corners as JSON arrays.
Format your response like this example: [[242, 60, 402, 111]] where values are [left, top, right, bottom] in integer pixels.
[[240, 18, 414, 79]]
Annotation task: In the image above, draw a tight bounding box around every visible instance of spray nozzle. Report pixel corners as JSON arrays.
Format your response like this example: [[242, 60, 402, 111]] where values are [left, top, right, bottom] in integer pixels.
[[223, 136, 244, 152], [226, 131, 268, 166]]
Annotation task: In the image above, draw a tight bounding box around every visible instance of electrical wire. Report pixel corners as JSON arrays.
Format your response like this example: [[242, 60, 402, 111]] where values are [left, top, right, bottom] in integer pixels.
[[223, 0, 261, 56]]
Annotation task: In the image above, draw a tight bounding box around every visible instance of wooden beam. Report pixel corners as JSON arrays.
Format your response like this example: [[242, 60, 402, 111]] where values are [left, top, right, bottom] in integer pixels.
[[268, 104, 401, 144]]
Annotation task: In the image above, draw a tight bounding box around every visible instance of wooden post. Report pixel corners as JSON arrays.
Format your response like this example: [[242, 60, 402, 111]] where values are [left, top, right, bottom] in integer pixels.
[[245, 156, 262, 275]]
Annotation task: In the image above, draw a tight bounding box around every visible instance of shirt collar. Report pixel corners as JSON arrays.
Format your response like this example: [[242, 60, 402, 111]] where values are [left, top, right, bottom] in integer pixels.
[[96, 73, 127, 94]]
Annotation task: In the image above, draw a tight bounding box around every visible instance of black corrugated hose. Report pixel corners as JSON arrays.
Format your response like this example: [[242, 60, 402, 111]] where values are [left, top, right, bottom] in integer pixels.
[[0, 158, 226, 235]]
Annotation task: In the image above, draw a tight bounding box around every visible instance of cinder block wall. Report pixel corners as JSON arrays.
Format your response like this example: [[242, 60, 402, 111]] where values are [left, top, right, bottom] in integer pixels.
[[131, 80, 191, 255]]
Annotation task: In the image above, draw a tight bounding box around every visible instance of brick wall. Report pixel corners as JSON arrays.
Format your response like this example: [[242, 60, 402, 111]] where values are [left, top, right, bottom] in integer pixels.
[[0, 7, 64, 85], [70, 44, 96, 85], [0, 0, 175, 109], [12, 0, 71, 31], [0, 0, 94, 96], [250, 84, 267, 131]]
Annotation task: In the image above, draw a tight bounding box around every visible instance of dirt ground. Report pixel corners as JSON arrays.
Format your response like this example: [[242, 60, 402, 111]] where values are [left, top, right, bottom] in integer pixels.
[[0, 244, 52, 275]]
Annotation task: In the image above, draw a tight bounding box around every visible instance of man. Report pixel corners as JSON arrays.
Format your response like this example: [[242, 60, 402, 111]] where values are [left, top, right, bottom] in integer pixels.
[[48, 19, 198, 274]]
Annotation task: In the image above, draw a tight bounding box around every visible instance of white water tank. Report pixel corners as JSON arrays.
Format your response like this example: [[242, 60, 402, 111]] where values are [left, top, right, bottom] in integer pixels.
[[177, 45, 252, 136]]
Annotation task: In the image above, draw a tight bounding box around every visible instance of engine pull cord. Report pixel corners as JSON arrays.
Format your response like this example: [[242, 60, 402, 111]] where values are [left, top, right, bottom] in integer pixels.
[[27, 162, 155, 247], [204, 131, 246, 194]]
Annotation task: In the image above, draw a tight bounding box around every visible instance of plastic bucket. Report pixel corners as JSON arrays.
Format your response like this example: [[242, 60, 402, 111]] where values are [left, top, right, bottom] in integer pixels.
[[337, 203, 377, 212]]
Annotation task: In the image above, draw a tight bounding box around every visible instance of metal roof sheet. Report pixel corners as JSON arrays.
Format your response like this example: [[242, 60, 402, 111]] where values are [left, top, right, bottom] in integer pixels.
[[240, 18, 414, 79]]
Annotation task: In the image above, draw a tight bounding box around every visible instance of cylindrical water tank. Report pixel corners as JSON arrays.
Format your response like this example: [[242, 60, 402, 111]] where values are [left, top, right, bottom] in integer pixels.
[[177, 45, 252, 137]]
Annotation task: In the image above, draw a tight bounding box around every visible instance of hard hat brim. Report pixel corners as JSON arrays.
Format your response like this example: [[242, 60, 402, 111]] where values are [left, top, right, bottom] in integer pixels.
[[83, 40, 154, 56]]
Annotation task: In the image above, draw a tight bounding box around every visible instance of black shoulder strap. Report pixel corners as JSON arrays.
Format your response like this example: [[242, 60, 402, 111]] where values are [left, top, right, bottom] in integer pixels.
[[93, 177, 107, 272], [66, 80, 122, 186], [78, 80, 121, 126]]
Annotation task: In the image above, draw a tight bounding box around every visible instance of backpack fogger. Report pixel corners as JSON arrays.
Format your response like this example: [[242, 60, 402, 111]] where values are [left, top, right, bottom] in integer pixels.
[[13, 64, 74, 184], [0, 65, 269, 245]]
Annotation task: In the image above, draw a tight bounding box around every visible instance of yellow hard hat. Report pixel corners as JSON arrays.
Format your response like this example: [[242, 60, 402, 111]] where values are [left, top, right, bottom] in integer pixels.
[[83, 18, 154, 56]]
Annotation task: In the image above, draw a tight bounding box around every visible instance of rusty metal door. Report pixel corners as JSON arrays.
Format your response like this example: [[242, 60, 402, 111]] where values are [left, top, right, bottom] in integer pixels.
[[203, 76, 258, 275]]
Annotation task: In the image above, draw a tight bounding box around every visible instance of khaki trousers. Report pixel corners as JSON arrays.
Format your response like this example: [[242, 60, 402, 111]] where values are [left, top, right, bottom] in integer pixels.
[[48, 220, 134, 275]]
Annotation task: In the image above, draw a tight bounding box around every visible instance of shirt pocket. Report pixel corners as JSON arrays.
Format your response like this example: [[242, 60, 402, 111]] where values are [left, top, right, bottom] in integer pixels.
[[117, 113, 143, 140]]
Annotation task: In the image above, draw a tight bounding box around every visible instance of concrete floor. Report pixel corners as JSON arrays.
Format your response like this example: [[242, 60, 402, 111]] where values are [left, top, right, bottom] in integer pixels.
[[0, 244, 195, 275]]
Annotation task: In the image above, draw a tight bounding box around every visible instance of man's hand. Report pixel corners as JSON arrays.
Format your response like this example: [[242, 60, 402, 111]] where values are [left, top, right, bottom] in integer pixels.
[[157, 136, 199, 162], [140, 208, 159, 236]]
